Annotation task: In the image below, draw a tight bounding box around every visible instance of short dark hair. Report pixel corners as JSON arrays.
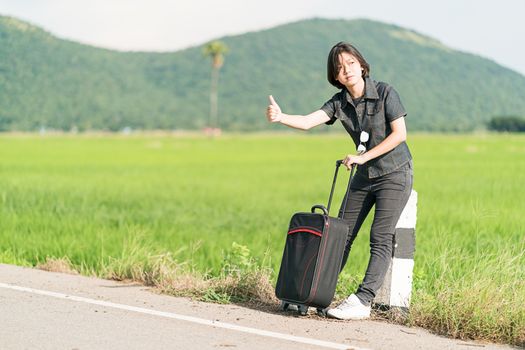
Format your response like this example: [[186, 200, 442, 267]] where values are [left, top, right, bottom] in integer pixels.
[[327, 42, 370, 89]]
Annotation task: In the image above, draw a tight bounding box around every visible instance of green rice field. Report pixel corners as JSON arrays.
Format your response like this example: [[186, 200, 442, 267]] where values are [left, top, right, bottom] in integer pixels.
[[0, 132, 524, 345]]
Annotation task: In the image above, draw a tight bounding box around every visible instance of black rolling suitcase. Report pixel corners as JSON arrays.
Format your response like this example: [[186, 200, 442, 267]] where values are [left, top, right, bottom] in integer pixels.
[[275, 160, 356, 316]]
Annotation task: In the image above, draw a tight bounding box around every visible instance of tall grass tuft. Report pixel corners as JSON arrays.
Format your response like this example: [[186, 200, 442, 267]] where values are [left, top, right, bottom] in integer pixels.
[[36, 256, 78, 275], [210, 242, 276, 304], [34, 239, 277, 306], [409, 241, 525, 346]]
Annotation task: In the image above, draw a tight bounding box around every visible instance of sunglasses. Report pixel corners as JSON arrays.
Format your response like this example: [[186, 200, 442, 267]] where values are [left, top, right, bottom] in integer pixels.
[[357, 131, 369, 155]]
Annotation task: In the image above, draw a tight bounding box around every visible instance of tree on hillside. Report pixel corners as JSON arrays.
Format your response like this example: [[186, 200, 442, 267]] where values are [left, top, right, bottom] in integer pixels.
[[487, 116, 525, 132], [202, 40, 228, 134]]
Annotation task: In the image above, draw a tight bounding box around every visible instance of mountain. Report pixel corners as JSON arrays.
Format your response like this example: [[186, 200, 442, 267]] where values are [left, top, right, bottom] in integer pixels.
[[1, 15, 525, 132]]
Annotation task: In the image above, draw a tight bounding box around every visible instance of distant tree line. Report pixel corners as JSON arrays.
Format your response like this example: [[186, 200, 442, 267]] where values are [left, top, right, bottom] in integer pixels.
[[487, 116, 525, 132]]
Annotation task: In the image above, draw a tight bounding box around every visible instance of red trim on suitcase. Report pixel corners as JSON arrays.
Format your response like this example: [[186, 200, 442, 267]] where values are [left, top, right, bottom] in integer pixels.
[[288, 228, 322, 237]]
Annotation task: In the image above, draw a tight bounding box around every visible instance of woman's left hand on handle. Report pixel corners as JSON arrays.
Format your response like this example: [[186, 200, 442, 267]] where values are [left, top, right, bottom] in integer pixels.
[[342, 154, 367, 170]]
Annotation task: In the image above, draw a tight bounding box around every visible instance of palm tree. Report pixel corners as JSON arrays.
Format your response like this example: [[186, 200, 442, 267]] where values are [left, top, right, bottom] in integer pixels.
[[202, 41, 228, 132]]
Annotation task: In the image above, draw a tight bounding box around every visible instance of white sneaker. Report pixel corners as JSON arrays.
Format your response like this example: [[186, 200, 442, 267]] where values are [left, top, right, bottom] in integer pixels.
[[327, 294, 371, 320]]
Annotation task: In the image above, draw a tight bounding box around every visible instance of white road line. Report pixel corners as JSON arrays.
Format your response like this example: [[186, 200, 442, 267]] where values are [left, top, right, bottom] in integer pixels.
[[0, 282, 367, 350]]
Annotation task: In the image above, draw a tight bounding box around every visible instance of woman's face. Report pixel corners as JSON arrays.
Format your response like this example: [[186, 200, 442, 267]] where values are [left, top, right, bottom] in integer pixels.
[[336, 51, 364, 88]]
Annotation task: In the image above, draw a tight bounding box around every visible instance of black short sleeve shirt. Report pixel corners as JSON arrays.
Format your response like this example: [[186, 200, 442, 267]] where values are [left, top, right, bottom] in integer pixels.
[[320, 77, 412, 178]]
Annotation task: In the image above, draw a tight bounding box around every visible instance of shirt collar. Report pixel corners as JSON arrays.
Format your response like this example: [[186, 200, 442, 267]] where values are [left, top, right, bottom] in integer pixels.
[[341, 76, 379, 108]]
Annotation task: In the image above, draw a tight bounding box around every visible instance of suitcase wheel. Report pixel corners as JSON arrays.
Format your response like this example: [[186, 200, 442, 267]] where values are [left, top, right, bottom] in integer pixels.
[[280, 301, 290, 311], [316, 307, 328, 317], [280, 301, 308, 315], [297, 305, 308, 316]]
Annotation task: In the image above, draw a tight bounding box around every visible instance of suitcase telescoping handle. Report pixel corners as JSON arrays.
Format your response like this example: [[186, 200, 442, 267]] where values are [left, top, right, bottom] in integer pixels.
[[320, 159, 356, 218], [310, 160, 356, 217]]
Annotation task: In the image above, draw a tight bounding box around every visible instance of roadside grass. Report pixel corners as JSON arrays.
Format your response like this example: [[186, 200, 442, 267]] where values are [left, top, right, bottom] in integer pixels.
[[0, 132, 524, 346], [409, 241, 525, 345]]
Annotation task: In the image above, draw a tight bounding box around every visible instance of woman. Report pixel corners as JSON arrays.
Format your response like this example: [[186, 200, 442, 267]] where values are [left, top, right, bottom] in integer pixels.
[[266, 41, 413, 320]]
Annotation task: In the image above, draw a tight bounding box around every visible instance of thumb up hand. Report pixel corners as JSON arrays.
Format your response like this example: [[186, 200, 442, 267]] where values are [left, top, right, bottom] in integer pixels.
[[266, 95, 283, 123]]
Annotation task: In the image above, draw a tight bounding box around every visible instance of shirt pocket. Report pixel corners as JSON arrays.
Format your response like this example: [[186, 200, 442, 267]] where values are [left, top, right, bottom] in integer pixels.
[[367, 102, 386, 131], [367, 101, 383, 117]]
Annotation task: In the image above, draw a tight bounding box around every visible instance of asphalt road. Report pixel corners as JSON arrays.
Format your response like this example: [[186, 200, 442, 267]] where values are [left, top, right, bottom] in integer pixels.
[[0, 264, 514, 350]]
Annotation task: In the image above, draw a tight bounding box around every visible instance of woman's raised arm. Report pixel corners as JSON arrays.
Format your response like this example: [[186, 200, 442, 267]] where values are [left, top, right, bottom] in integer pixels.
[[266, 95, 330, 130]]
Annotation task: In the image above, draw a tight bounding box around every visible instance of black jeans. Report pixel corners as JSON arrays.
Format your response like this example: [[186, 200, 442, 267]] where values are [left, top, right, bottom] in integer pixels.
[[339, 161, 413, 305]]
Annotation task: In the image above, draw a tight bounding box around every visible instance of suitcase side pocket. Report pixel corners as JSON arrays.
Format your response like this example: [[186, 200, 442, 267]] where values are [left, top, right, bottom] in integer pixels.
[[275, 217, 324, 303]]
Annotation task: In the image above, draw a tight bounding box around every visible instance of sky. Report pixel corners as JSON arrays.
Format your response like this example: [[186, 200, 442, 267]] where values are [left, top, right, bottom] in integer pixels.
[[1, 0, 524, 76]]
